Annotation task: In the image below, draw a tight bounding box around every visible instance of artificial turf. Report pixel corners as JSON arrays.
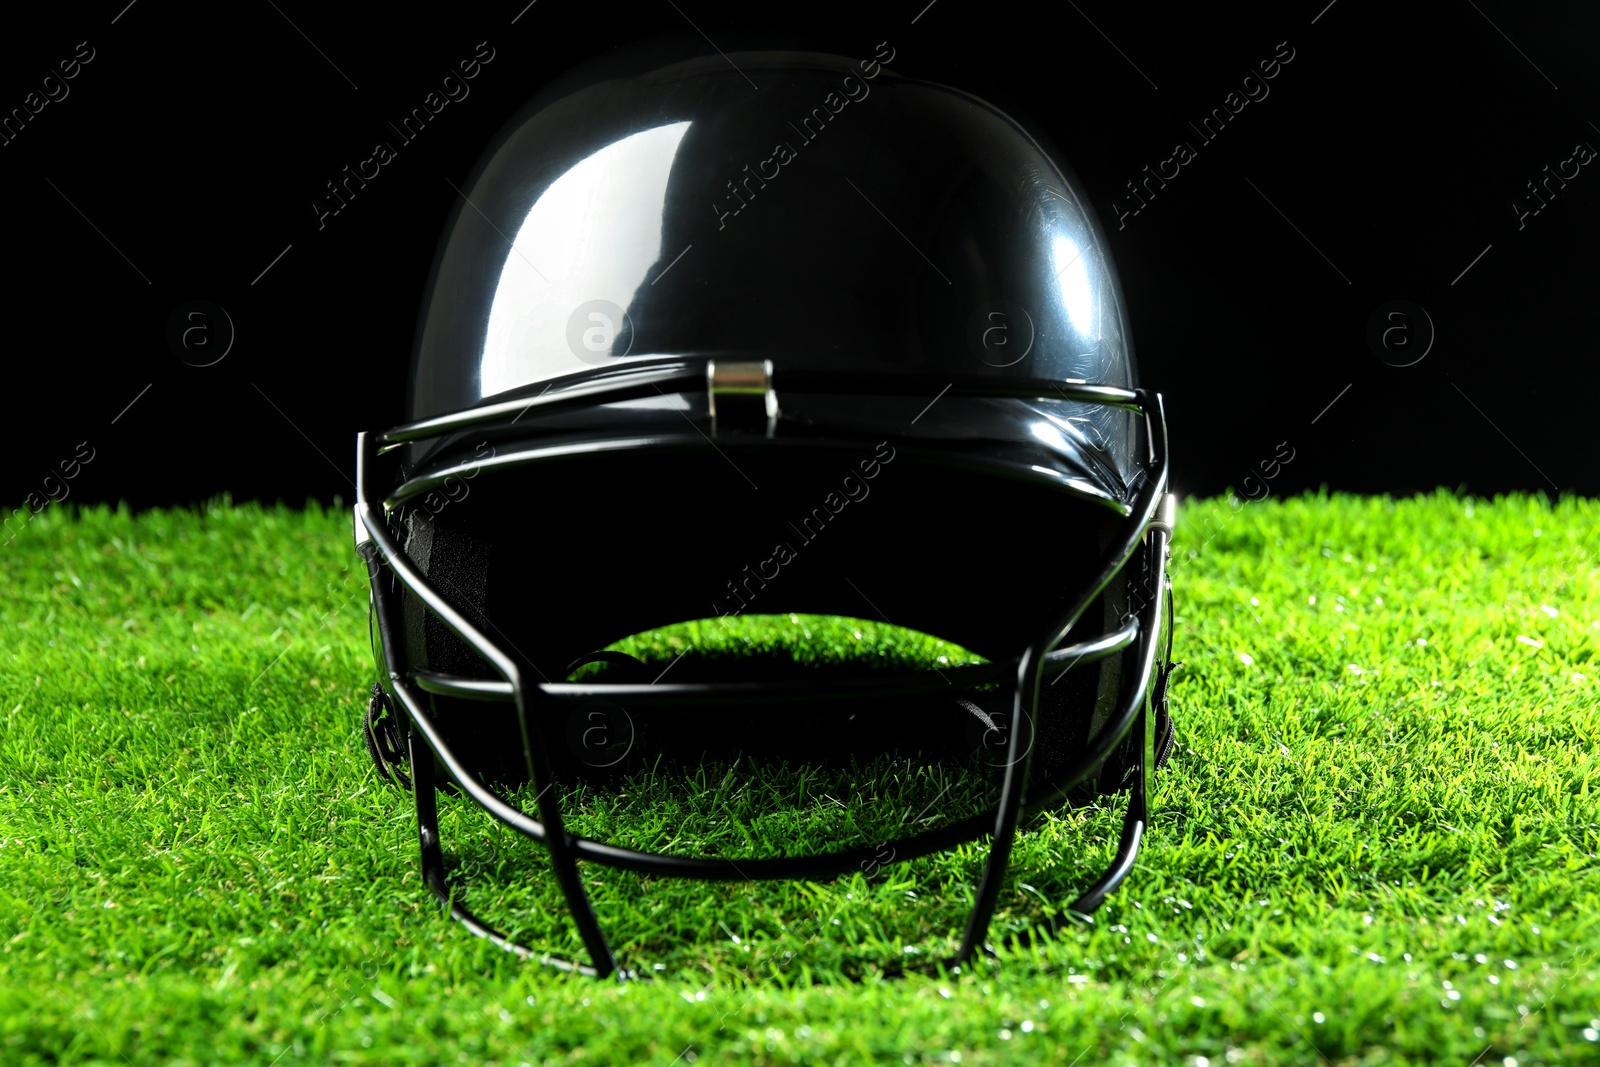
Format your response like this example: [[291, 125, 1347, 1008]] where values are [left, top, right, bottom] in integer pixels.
[[0, 491, 1596, 1065]]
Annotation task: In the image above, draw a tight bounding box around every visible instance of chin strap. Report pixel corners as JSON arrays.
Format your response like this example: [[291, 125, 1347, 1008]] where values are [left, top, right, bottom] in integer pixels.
[[363, 682, 412, 790], [1148, 560, 1182, 770], [1152, 660, 1181, 771]]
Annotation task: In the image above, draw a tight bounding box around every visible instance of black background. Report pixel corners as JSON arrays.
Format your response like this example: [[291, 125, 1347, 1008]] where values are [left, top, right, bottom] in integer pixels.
[[3, 0, 1596, 511]]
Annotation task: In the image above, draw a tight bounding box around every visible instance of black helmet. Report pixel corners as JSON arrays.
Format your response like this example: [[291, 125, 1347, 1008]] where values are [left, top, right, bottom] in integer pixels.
[[356, 37, 1178, 978]]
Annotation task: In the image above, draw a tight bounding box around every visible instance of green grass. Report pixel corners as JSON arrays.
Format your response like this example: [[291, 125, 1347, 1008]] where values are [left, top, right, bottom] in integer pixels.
[[1, 491, 1597, 1065]]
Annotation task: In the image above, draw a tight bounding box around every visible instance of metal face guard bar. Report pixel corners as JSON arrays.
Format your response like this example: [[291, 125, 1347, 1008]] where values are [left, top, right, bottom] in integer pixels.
[[355, 364, 1170, 978], [373, 357, 1143, 450], [409, 612, 1141, 706]]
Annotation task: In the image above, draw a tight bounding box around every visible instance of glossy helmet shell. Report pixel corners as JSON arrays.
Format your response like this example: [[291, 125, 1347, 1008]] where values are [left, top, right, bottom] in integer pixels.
[[384, 38, 1154, 788]]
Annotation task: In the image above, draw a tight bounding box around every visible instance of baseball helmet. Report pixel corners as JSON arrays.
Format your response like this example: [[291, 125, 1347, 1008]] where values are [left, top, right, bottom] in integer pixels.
[[356, 37, 1178, 978]]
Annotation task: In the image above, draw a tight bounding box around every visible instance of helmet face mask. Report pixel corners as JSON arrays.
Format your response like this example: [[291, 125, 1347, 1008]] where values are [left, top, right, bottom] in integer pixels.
[[357, 39, 1177, 978]]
